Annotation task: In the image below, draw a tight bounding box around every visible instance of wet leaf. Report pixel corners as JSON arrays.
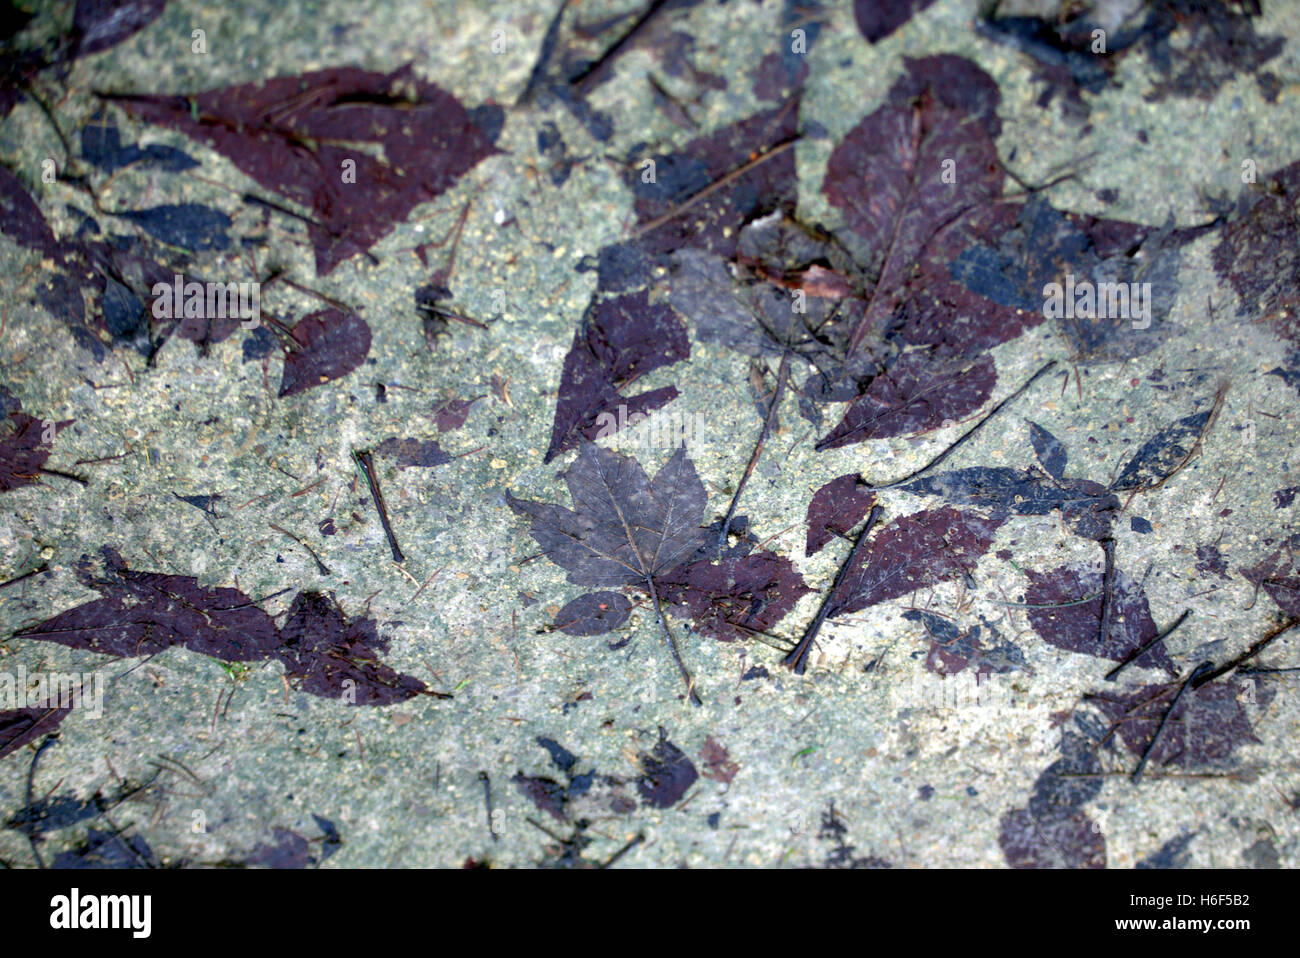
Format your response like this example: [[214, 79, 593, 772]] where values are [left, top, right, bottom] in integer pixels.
[[276, 591, 428, 706], [636, 729, 697, 808], [999, 806, 1106, 869], [1023, 564, 1175, 674], [824, 506, 1004, 620], [805, 473, 875, 557], [0, 707, 71, 761], [112, 65, 499, 275], [545, 290, 689, 462], [278, 308, 372, 397], [0, 385, 73, 493], [552, 591, 632, 636], [655, 552, 812, 642]]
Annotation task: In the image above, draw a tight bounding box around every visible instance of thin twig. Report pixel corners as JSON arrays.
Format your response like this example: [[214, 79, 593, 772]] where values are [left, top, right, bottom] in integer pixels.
[[866, 361, 1058, 488], [1106, 608, 1192, 682], [784, 505, 883, 674], [717, 351, 790, 553], [353, 450, 404, 563], [1132, 661, 1214, 784]]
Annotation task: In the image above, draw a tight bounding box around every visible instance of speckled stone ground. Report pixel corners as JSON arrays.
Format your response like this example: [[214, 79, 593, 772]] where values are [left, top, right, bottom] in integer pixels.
[[1, 0, 1299, 869]]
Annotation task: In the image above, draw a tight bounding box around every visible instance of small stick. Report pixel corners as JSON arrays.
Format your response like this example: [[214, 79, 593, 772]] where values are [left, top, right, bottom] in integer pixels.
[[569, 0, 675, 95], [0, 563, 49, 590], [784, 505, 883, 674], [601, 832, 646, 869], [1106, 608, 1192, 681], [1096, 537, 1117, 655], [864, 361, 1058, 486], [716, 351, 790, 553], [478, 771, 498, 843], [268, 523, 331, 575], [1132, 661, 1214, 783], [37, 467, 88, 486], [1190, 617, 1300, 689], [352, 450, 404, 563]]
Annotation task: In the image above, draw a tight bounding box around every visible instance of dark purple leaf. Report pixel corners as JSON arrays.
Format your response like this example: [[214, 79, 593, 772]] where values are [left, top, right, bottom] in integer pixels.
[[278, 309, 372, 397], [698, 736, 738, 784], [74, 0, 166, 56], [816, 353, 996, 449], [635, 730, 697, 808], [80, 111, 197, 173], [0, 386, 73, 492], [999, 807, 1106, 869], [826, 506, 1004, 620], [902, 467, 1118, 541], [244, 828, 314, 869], [432, 397, 478, 433], [276, 591, 427, 706], [1211, 159, 1300, 348], [0, 707, 71, 760], [1023, 564, 1175, 674], [116, 203, 230, 251], [552, 591, 632, 636], [1090, 681, 1259, 769], [113, 66, 498, 275], [902, 609, 1026, 676], [545, 290, 689, 461], [16, 547, 279, 660], [51, 827, 158, 869], [1240, 535, 1300, 617], [1110, 409, 1215, 493], [373, 437, 451, 469], [655, 552, 812, 641], [1028, 420, 1068, 480], [805, 473, 875, 556], [853, 0, 938, 43]]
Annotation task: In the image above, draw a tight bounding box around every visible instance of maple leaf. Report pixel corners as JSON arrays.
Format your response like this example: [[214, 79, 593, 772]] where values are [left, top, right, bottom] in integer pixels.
[[510, 442, 808, 700], [110, 65, 499, 275]]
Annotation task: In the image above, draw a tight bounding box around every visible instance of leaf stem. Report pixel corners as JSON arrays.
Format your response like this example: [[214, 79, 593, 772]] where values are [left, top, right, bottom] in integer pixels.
[[645, 574, 701, 706]]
